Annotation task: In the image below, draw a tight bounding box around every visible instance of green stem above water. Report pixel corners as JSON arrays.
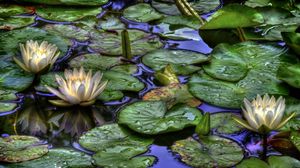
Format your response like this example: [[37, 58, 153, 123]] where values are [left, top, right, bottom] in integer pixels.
[[174, 0, 205, 25]]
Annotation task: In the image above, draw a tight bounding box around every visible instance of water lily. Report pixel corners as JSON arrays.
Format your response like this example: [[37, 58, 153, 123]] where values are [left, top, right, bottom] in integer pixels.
[[14, 40, 60, 74], [233, 94, 295, 133], [46, 67, 108, 107]]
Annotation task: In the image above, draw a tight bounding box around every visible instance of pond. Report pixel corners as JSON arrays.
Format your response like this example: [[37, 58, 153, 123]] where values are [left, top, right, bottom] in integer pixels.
[[0, 0, 300, 167]]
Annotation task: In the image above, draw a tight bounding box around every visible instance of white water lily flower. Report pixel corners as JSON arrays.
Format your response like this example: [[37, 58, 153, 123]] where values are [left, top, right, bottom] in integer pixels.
[[233, 94, 295, 133], [46, 67, 108, 107], [14, 40, 60, 74]]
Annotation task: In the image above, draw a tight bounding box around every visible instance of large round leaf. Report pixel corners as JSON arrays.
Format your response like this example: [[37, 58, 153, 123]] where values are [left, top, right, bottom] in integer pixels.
[[118, 101, 202, 135], [211, 113, 243, 134], [0, 5, 33, 17], [89, 29, 163, 56], [189, 42, 294, 108], [15, 0, 108, 6], [93, 148, 155, 168], [3, 148, 93, 168], [43, 24, 91, 41], [0, 16, 35, 30], [0, 135, 48, 163], [0, 27, 70, 58], [237, 156, 300, 168], [0, 102, 17, 113], [79, 124, 153, 152], [36, 6, 101, 22], [290, 130, 300, 152], [278, 64, 300, 88], [142, 49, 209, 74], [171, 136, 244, 168], [123, 3, 163, 22]]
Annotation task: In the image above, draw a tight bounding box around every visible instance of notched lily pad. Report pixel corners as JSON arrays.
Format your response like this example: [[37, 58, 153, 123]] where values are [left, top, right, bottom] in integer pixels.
[[3, 148, 93, 168], [118, 101, 202, 135], [123, 3, 163, 23], [89, 29, 163, 56], [0, 135, 48, 163], [0, 16, 35, 30], [15, 0, 108, 6], [236, 156, 300, 168], [43, 24, 90, 41], [0, 102, 17, 113], [171, 136, 244, 168], [79, 124, 153, 152], [143, 49, 209, 75], [211, 113, 244, 134]]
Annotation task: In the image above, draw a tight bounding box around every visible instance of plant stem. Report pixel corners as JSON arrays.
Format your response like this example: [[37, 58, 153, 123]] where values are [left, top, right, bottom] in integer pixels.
[[261, 133, 268, 161], [237, 27, 246, 42]]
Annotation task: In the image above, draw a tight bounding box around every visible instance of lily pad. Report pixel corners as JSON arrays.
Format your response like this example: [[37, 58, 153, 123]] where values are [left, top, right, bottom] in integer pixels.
[[0, 5, 33, 17], [151, 0, 181, 16], [89, 29, 163, 56], [123, 3, 163, 23], [282, 32, 300, 55], [110, 64, 138, 75], [0, 16, 35, 30], [189, 42, 294, 108], [142, 49, 209, 74], [156, 23, 202, 41], [3, 148, 93, 168], [210, 113, 244, 134], [69, 53, 123, 71], [0, 102, 17, 113], [200, 4, 264, 29], [118, 101, 202, 135], [43, 24, 90, 41], [0, 135, 48, 163], [0, 27, 70, 58], [290, 130, 300, 152], [143, 83, 201, 108], [98, 14, 125, 30], [159, 15, 201, 30], [79, 124, 153, 152], [236, 156, 300, 168], [171, 136, 244, 168], [15, 0, 108, 6], [280, 97, 300, 131], [278, 64, 300, 88], [36, 6, 101, 22], [93, 148, 155, 168], [0, 58, 34, 91], [0, 90, 17, 101]]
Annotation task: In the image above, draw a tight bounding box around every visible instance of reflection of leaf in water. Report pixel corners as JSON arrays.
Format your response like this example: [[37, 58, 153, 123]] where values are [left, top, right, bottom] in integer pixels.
[[17, 106, 47, 135]]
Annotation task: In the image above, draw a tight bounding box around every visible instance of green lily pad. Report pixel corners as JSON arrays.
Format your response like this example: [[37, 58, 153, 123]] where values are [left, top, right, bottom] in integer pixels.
[[97, 90, 124, 102], [0, 27, 70, 58], [0, 102, 17, 113], [103, 70, 144, 91], [143, 49, 208, 74], [98, 14, 125, 30], [36, 6, 101, 22], [236, 156, 300, 168], [159, 15, 201, 30], [79, 124, 153, 152], [278, 64, 300, 88], [143, 83, 201, 108], [3, 148, 93, 168], [118, 101, 202, 135], [0, 90, 17, 101], [69, 53, 123, 71], [43, 24, 90, 41], [89, 29, 163, 56], [211, 113, 244, 134], [0, 5, 33, 17], [280, 97, 300, 131], [171, 136, 244, 168], [157, 23, 202, 41], [189, 42, 294, 108], [290, 130, 300, 152], [0, 135, 48, 163], [0, 16, 35, 30], [110, 64, 138, 75], [0, 58, 34, 91], [15, 0, 108, 6], [200, 4, 264, 29], [151, 0, 181, 16], [282, 32, 300, 55], [123, 3, 163, 23], [93, 148, 155, 168]]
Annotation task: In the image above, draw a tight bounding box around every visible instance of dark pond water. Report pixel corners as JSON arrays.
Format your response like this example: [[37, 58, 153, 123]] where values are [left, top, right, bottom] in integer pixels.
[[0, 0, 295, 167]]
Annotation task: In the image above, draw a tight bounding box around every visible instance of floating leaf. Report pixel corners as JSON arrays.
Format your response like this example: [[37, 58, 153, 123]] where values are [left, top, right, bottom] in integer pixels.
[[156, 23, 202, 41], [79, 124, 153, 152], [89, 29, 163, 56], [98, 14, 125, 30], [200, 4, 264, 29], [0, 102, 17, 113], [189, 42, 294, 108], [93, 148, 155, 168], [0, 90, 17, 101], [36, 6, 101, 22], [0, 16, 35, 30], [236, 156, 300, 168], [123, 3, 163, 23], [278, 64, 300, 88], [0, 135, 48, 163], [43, 24, 90, 41], [152, 0, 181, 16], [210, 113, 243, 134], [143, 49, 208, 74], [118, 101, 202, 135], [0, 5, 33, 17], [282, 32, 300, 55], [110, 64, 138, 75], [3, 148, 93, 168], [171, 136, 244, 168], [290, 130, 300, 152], [15, 0, 108, 6], [143, 83, 201, 108]]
